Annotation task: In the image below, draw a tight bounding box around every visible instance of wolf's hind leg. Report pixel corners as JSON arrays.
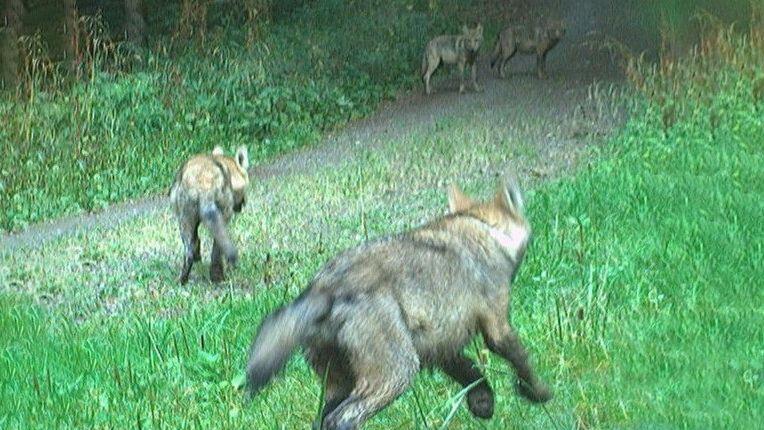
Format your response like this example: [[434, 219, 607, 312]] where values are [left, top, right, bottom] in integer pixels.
[[178, 212, 199, 284], [440, 355, 494, 418], [308, 347, 355, 430], [191, 222, 201, 261], [322, 298, 419, 429], [210, 240, 226, 283], [321, 362, 416, 430], [500, 48, 516, 79]]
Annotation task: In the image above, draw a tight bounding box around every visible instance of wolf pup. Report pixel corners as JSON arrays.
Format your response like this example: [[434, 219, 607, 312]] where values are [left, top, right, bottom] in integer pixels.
[[421, 23, 484, 95], [246, 179, 552, 430], [490, 18, 565, 79], [169, 146, 249, 284]]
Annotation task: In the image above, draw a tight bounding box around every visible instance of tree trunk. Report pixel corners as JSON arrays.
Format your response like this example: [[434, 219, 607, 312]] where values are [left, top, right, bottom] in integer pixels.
[[124, 0, 145, 47], [0, 0, 24, 88], [62, 0, 79, 74]]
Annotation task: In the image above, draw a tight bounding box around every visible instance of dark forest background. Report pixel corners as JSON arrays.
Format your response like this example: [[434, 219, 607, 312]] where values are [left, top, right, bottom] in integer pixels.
[[0, 0, 756, 231]]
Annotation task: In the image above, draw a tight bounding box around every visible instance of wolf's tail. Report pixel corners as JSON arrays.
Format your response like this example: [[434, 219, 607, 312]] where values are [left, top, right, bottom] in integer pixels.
[[490, 36, 501, 68], [246, 291, 332, 397], [200, 199, 237, 265]]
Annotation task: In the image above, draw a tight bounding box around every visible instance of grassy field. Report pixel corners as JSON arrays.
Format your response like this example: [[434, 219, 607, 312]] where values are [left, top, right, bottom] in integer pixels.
[[2, 10, 763, 430], [0, 0, 494, 232]]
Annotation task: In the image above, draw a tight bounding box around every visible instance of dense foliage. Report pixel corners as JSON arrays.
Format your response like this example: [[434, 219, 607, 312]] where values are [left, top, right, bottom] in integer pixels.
[[0, 0, 485, 231]]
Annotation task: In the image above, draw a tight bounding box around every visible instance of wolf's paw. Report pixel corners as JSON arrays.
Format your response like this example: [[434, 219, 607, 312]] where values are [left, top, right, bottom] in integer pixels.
[[227, 250, 239, 267], [210, 265, 226, 283], [516, 380, 552, 403], [321, 415, 354, 430], [467, 386, 494, 419]]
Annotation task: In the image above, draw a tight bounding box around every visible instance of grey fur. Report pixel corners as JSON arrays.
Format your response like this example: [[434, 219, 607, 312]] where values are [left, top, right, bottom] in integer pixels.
[[491, 19, 566, 79], [246, 180, 552, 430], [421, 24, 484, 95]]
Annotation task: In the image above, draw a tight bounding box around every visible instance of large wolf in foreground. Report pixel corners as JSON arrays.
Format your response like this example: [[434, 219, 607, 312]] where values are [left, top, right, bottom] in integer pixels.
[[169, 146, 249, 284], [421, 23, 484, 95], [245, 179, 552, 429]]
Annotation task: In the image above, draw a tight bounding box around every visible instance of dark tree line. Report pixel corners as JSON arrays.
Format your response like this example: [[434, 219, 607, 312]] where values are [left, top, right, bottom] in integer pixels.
[[124, 0, 145, 46], [1, 0, 25, 87], [0, 0, 146, 88], [0, 0, 312, 89]]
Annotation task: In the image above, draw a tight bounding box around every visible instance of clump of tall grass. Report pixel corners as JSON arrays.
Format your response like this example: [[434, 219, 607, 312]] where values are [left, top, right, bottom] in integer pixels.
[[630, 3, 762, 115], [594, 2, 761, 141]]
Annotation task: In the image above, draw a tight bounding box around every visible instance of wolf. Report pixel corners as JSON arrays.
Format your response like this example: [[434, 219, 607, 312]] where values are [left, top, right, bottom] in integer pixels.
[[245, 179, 552, 429], [421, 23, 484, 95], [490, 18, 565, 79], [169, 145, 249, 284]]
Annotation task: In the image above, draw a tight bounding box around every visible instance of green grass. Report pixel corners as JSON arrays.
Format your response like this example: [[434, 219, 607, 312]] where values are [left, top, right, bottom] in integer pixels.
[[1, 19, 763, 430], [0, 0, 491, 232]]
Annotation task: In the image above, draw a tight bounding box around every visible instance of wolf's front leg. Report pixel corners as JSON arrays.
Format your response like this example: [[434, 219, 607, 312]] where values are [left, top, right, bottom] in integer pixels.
[[480, 311, 552, 403], [536, 51, 549, 79], [440, 355, 494, 418], [458, 60, 466, 94], [471, 62, 481, 92]]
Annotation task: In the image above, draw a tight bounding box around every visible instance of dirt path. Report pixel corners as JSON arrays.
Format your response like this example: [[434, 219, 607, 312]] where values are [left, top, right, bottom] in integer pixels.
[[0, 19, 625, 254]]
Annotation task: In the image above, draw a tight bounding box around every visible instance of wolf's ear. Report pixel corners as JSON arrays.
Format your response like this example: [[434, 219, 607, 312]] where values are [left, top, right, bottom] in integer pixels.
[[448, 183, 475, 213], [212, 146, 225, 156], [494, 177, 524, 215], [235, 146, 249, 170], [462, 24, 469, 34], [475, 23, 483, 35]]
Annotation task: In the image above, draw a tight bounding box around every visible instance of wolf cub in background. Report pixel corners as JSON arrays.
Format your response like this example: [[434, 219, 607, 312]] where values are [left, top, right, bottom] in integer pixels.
[[421, 23, 484, 95], [169, 146, 249, 284], [491, 18, 565, 79], [245, 179, 552, 430]]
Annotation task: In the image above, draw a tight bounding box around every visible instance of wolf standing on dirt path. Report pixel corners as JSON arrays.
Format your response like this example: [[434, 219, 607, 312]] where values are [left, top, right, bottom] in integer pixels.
[[421, 23, 484, 95], [169, 146, 250, 284], [491, 18, 566, 79], [245, 179, 552, 430]]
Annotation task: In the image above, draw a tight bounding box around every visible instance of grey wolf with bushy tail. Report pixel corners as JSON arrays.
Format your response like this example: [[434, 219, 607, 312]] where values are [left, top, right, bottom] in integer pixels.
[[245, 179, 552, 430], [490, 18, 565, 79], [421, 23, 484, 95], [169, 145, 249, 284]]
